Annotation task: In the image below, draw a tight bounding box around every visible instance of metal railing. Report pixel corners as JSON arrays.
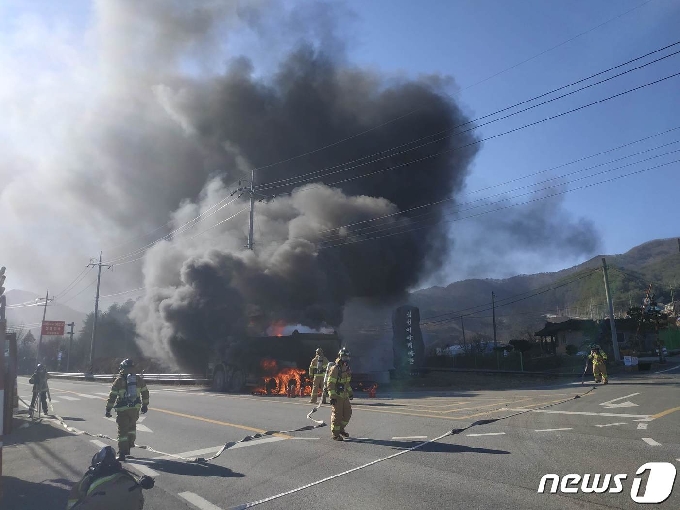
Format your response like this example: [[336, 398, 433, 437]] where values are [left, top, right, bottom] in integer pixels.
[[47, 372, 209, 385]]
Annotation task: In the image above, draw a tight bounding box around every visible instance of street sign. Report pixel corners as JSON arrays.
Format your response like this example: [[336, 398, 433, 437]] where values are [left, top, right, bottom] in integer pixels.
[[41, 321, 65, 336]]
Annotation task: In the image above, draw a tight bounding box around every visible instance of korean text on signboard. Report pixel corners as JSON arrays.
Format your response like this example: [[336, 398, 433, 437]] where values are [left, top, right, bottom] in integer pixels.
[[42, 321, 65, 336]]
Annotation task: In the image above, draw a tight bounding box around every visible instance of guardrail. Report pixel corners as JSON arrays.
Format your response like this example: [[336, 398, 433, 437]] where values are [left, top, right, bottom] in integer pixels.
[[46, 372, 209, 385]]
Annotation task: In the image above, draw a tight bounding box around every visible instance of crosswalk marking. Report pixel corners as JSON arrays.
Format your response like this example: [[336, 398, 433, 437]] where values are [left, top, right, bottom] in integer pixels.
[[642, 437, 661, 446], [638, 423, 648, 430], [178, 492, 223, 510], [94, 392, 111, 397], [127, 462, 160, 478], [136, 424, 153, 433], [59, 396, 81, 401], [152, 437, 287, 460]]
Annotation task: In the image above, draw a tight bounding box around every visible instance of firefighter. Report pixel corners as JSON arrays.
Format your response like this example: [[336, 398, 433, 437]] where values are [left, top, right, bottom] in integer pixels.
[[327, 348, 353, 441], [105, 359, 149, 461], [308, 347, 329, 404], [66, 445, 154, 509], [322, 359, 336, 405], [29, 364, 50, 416], [589, 344, 609, 384]]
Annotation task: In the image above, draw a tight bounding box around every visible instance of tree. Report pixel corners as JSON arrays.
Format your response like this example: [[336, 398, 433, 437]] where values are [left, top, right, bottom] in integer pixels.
[[509, 339, 533, 371], [627, 299, 669, 362]]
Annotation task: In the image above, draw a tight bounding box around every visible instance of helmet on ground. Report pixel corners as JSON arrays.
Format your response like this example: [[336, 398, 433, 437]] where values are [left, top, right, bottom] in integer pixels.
[[36, 364, 46, 372], [119, 358, 134, 373], [316, 348, 323, 355], [90, 446, 118, 470], [338, 348, 351, 361]]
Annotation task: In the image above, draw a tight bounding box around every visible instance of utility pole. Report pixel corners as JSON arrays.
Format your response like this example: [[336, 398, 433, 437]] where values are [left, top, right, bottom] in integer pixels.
[[601, 258, 620, 362], [87, 252, 112, 373], [36, 290, 54, 365], [66, 322, 75, 372], [1, 266, 7, 497], [460, 317, 466, 352], [247, 168, 255, 251], [492, 291, 497, 348]]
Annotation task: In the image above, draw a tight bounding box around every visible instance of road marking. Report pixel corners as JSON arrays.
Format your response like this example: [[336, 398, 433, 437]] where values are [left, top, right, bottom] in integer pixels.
[[59, 396, 81, 401], [49, 400, 60, 404], [466, 432, 505, 437], [127, 462, 160, 478], [94, 392, 111, 397], [500, 408, 650, 419], [655, 364, 680, 373], [90, 440, 108, 448], [179, 492, 224, 510], [535, 428, 572, 432], [642, 438, 661, 446], [638, 423, 648, 430], [599, 393, 640, 406], [136, 424, 153, 433], [392, 436, 428, 440], [151, 407, 291, 437], [152, 436, 287, 460], [649, 406, 680, 420], [595, 422, 627, 428], [137, 416, 145, 422], [76, 393, 100, 399]]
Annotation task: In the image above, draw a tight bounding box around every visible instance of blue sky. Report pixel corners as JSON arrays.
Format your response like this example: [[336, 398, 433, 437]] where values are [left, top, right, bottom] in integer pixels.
[[342, 0, 680, 275], [1, 0, 680, 305]]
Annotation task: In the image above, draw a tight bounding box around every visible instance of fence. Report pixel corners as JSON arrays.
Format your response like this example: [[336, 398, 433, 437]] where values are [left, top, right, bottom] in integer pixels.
[[426, 352, 588, 373]]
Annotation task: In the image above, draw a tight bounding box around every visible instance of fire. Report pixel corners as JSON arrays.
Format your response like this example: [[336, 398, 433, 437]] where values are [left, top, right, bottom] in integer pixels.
[[254, 366, 312, 396], [260, 358, 278, 372], [268, 321, 287, 337]]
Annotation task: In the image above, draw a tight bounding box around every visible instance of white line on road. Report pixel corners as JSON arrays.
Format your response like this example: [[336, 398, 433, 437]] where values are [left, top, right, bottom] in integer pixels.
[[76, 393, 100, 399], [392, 436, 428, 440], [599, 393, 640, 406], [655, 365, 680, 374], [466, 432, 506, 437], [595, 422, 627, 428], [500, 408, 650, 419], [638, 423, 648, 430], [179, 492, 224, 510], [59, 396, 80, 401], [94, 392, 111, 397], [127, 462, 160, 478], [152, 436, 287, 460], [136, 424, 153, 433], [90, 440, 108, 448], [642, 437, 661, 446], [534, 428, 573, 432]]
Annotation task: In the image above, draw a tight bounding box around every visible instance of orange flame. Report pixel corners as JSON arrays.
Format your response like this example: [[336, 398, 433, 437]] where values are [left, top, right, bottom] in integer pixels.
[[254, 367, 312, 396], [268, 320, 287, 337], [260, 358, 278, 372]]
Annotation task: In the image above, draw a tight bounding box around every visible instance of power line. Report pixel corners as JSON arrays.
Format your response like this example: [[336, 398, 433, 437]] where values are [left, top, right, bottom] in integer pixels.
[[461, 0, 655, 90], [99, 287, 145, 299], [256, 42, 680, 191], [319, 157, 680, 249], [59, 277, 98, 306], [54, 266, 94, 302], [54, 265, 90, 299], [320, 140, 680, 239]]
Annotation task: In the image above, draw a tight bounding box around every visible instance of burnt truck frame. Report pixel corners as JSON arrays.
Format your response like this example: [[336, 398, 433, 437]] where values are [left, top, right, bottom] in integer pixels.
[[207, 330, 342, 393]]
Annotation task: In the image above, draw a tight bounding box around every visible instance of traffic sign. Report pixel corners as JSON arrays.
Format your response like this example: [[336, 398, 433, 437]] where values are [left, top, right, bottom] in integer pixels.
[[41, 321, 65, 336]]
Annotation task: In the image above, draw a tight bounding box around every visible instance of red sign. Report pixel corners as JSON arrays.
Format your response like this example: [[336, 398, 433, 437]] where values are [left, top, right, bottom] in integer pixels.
[[41, 321, 65, 336]]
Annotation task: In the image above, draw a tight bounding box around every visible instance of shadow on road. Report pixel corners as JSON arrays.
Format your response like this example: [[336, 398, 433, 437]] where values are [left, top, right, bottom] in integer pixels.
[[5, 417, 74, 446], [130, 458, 245, 478], [0, 476, 72, 510], [345, 437, 510, 455]]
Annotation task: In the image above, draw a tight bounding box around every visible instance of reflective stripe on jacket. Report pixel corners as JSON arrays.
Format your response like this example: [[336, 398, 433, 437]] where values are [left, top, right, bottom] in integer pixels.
[[106, 373, 149, 411], [309, 355, 329, 378], [327, 362, 353, 399], [589, 352, 607, 365]]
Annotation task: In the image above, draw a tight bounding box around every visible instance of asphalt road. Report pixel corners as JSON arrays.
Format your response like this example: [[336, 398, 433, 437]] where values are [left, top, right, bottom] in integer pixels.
[[14, 366, 680, 510]]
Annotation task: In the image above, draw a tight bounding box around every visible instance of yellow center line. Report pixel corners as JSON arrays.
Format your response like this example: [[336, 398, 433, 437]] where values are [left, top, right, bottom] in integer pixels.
[[50, 387, 291, 437], [440, 397, 535, 414], [650, 406, 680, 420]]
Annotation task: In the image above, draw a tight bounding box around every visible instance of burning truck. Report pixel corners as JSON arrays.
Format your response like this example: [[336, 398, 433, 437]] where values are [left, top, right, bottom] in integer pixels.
[[207, 329, 341, 394]]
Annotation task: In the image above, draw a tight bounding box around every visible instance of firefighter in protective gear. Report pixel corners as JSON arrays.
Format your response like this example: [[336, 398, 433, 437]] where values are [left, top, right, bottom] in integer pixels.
[[105, 359, 149, 461], [29, 364, 50, 416], [327, 348, 353, 441], [309, 347, 329, 404], [66, 445, 154, 509], [322, 360, 336, 405], [588, 344, 608, 384]]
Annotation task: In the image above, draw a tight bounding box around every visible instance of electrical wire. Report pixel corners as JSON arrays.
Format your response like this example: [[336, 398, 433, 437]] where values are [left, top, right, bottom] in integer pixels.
[[319, 140, 680, 239], [256, 43, 680, 191], [54, 266, 91, 299], [59, 277, 98, 305], [99, 287, 145, 299], [318, 158, 680, 249], [54, 266, 95, 302]]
